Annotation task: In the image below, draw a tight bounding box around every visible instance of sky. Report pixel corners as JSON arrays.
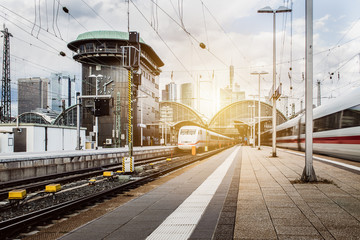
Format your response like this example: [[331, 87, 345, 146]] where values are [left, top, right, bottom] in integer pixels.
[[1, 0, 360, 117]]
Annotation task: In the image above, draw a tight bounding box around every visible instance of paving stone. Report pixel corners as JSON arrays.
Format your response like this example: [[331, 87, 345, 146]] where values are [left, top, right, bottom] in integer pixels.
[[234, 220, 277, 239], [217, 216, 235, 225], [274, 225, 320, 236], [328, 226, 360, 240], [234, 147, 360, 240], [267, 207, 305, 219], [272, 217, 312, 227], [277, 235, 324, 240]]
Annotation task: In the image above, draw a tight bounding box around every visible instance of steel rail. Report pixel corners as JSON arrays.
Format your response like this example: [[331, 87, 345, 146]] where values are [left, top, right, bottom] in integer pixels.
[[0, 154, 186, 201], [0, 147, 229, 240]]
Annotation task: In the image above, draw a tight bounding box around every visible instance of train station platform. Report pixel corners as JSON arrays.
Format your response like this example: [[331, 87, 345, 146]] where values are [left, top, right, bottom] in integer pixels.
[[0, 146, 177, 182], [26, 146, 360, 240]]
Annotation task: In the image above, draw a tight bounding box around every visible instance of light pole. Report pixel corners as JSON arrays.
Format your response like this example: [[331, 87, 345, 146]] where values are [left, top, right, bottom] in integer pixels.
[[76, 94, 81, 150], [258, 6, 291, 157], [251, 71, 268, 150], [248, 104, 255, 147], [253, 102, 255, 148], [89, 74, 103, 149]]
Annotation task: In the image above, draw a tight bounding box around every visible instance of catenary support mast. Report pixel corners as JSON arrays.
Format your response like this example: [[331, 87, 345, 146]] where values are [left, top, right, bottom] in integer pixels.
[[1, 25, 12, 122]]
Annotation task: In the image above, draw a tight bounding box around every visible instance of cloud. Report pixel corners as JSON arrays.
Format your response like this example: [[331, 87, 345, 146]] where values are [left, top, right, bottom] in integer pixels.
[[1, 0, 359, 116], [314, 14, 330, 32]]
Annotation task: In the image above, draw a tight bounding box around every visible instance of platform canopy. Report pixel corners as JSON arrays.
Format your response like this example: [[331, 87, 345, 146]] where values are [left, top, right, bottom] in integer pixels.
[[208, 100, 287, 138], [160, 101, 207, 130]]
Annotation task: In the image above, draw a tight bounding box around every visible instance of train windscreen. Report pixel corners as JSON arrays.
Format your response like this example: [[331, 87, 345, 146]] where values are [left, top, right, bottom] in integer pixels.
[[180, 129, 196, 135]]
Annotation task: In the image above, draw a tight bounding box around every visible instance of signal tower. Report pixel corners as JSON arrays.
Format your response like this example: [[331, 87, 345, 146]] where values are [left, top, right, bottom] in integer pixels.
[[1, 25, 12, 122]]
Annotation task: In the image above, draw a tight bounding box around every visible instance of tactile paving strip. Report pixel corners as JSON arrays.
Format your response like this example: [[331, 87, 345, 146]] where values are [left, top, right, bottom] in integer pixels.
[[146, 147, 240, 240]]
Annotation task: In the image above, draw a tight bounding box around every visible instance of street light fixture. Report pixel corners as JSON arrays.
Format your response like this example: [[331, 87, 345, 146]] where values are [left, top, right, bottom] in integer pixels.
[[89, 74, 103, 149], [257, 6, 291, 157], [251, 71, 268, 150]]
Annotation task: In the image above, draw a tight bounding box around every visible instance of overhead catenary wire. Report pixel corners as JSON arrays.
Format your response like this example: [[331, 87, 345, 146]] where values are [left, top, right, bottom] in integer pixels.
[[315, 16, 360, 71], [0, 14, 64, 54], [52, 0, 57, 37], [0, 4, 64, 45], [278, 0, 290, 85], [1, 2, 160, 77], [31, 0, 37, 36], [80, 0, 116, 31], [130, 0, 193, 79], [45, 0, 49, 31], [36, 0, 41, 38], [199, 0, 247, 63], [150, 0, 229, 68], [201, 1, 210, 50]]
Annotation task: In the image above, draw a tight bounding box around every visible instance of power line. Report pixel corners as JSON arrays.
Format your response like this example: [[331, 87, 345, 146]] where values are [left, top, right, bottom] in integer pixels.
[[199, 0, 247, 63], [315, 16, 360, 71], [130, 0, 193, 78], [150, 0, 229, 68], [80, 0, 116, 31]]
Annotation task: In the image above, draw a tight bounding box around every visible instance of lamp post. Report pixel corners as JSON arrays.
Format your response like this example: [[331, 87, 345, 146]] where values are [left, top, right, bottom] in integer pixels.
[[251, 71, 268, 150], [248, 104, 255, 147], [258, 6, 291, 157], [89, 74, 103, 149]]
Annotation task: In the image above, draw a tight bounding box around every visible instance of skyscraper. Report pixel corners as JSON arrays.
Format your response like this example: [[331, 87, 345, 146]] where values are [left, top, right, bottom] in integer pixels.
[[180, 83, 193, 108], [18, 77, 49, 114], [230, 65, 234, 88], [48, 72, 76, 112]]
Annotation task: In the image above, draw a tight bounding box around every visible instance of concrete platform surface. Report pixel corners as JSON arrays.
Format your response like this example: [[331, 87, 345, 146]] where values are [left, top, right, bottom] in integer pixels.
[[59, 146, 242, 240], [0, 145, 176, 162], [28, 145, 359, 240], [235, 146, 360, 240]]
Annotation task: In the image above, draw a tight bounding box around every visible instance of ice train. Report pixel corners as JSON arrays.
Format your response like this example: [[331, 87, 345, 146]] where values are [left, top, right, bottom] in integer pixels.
[[177, 126, 233, 151], [262, 87, 360, 161]]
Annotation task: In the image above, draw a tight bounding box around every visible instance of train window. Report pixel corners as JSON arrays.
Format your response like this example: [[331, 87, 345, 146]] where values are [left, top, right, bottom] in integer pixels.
[[314, 112, 340, 132], [300, 123, 305, 134], [277, 127, 293, 137], [278, 129, 285, 137], [180, 129, 196, 135], [341, 104, 360, 128]]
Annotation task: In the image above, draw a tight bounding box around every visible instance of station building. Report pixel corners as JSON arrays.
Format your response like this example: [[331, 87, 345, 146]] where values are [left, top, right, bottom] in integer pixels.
[[159, 100, 287, 145], [68, 31, 164, 147]]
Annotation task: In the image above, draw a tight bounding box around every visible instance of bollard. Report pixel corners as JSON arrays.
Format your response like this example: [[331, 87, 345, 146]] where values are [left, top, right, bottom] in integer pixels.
[[192, 146, 196, 155]]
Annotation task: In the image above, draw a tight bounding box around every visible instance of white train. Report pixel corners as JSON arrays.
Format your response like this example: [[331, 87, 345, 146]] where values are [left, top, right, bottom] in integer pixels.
[[263, 87, 360, 161], [177, 126, 234, 151]]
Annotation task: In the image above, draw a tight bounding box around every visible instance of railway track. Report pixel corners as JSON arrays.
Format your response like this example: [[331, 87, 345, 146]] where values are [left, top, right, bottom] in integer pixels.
[[0, 147, 228, 240], [0, 153, 187, 201]]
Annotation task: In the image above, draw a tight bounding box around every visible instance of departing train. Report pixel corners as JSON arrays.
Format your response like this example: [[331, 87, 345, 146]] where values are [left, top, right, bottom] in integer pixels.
[[177, 126, 233, 151], [262, 87, 360, 161]]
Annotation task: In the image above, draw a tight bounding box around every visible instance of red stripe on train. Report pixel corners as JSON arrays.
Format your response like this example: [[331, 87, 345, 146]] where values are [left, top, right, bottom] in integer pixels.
[[277, 135, 360, 144]]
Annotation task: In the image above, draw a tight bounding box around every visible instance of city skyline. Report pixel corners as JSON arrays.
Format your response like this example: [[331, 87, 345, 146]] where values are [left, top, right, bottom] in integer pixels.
[[1, 0, 359, 117]]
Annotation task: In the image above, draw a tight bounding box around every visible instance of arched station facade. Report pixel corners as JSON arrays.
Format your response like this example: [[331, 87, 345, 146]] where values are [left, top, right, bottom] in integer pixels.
[[160, 100, 287, 145]]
